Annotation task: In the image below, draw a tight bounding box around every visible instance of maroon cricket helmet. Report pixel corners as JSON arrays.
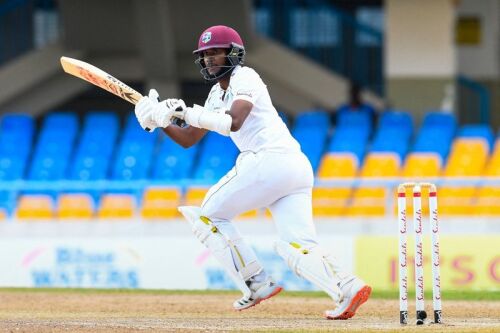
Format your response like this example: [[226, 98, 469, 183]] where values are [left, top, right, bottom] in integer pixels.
[[193, 25, 246, 81], [193, 25, 244, 54]]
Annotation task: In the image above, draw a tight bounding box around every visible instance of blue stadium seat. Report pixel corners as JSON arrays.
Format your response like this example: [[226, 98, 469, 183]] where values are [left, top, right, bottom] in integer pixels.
[[69, 114, 118, 181], [83, 111, 119, 131], [294, 110, 330, 130], [373, 127, 412, 143], [37, 113, 78, 148], [412, 127, 454, 161], [332, 127, 370, 143], [0, 156, 27, 180], [378, 110, 413, 133], [193, 133, 238, 180], [0, 115, 34, 180], [0, 133, 32, 158], [1, 113, 34, 128], [28, 112, 79, 181], [29, 152, 70, 180], [203, 131, 234, 148], [293, 128, 328, 171], [0, 113, 35, 137], [43, 112, 79, 133], [367, 111, 413, 161], [412, 143, 449, 162], [328, 139, 366, 163], [77, 133, 116, 157], [112, 154, 152, 180], [69, 155, 110, 180], [337, 110, 372, 131], [337, 104, 376, 122], [0, 190, 17, 216], [370, 139, 409, 161], [81, 113, 120, 144], [111, 113, 158, 181], [152, 138, 199, 180], [36, 134, 75, 155], [112, 141, 155, 180], [123, 112, 158, 139], [422, 112, 457, 131]]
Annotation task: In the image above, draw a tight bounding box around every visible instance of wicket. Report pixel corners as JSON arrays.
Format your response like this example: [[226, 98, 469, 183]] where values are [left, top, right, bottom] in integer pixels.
[[397, 182, 442, 325]]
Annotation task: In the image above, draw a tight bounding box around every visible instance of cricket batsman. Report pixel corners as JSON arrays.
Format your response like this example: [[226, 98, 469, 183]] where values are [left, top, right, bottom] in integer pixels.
[[134, 25, 371, 319]]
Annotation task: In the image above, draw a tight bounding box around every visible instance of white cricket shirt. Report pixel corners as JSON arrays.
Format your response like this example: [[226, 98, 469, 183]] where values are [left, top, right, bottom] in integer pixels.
[[203, 65, 300, 153]]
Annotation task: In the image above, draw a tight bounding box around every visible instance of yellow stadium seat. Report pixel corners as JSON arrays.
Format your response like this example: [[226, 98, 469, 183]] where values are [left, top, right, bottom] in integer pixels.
[[454, 138, 489, 153], [475, 187, 500, 215], [444, 139, 489, 176], [184, 187, 209, 206], [17, 195, 54, 219], [346, 187, 386, 216], [402, 153, 441, 178], [98, 194, 135, 219], [0, 208, 6, 220], [485, 159, 500, 176], [141, 187, 181, 219], [57, 194, 94, 219], [345, 204, 385, 216], [484, 141, 500, 175], [438, 186, 476, 215], [317, 153, 358, 178], [143, 187, 180, 200], [312, 187, 352, 216], [360, 153, 400, 177], [353, 187, 386, 198]]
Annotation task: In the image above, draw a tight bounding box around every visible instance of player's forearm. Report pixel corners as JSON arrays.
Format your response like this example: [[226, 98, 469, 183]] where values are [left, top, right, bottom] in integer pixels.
[[162, 125, 207, 148]]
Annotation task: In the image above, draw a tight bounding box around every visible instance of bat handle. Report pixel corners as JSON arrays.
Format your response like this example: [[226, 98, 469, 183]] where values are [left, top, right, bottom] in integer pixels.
[[145, 106, 183, 132]]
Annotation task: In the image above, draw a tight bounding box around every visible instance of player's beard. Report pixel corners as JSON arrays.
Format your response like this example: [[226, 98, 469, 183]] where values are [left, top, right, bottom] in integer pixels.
[[207, 65, 222, 76], [207, 64, 233, 81]]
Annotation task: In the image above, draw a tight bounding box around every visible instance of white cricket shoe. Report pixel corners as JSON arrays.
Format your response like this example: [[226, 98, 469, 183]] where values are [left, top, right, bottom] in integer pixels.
[[324, 277, 372, 320], [233, 276, 283, 311]]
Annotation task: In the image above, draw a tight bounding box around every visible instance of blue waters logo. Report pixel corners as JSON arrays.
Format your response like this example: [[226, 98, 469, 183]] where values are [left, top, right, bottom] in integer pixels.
[[29, 247, 139, 288]]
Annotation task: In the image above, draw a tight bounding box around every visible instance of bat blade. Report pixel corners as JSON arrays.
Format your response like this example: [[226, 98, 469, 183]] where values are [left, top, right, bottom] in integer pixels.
[[60, 56, 143, 105]]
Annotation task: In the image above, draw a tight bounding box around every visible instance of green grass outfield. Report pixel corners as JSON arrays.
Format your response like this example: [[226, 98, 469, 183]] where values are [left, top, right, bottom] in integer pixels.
[[1, 287, 499, 301]]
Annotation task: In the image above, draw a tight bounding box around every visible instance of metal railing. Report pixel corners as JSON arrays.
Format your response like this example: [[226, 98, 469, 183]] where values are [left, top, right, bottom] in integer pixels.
[[253, 0, 384, 95], [457, 75, 491, 124], [0, 0, 59, 66], [1, 177, 497, 192]]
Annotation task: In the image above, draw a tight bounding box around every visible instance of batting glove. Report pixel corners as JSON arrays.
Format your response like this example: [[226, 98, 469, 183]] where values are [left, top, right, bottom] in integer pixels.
[[152, 98, 187, 128], [134, 89, 161, 131]]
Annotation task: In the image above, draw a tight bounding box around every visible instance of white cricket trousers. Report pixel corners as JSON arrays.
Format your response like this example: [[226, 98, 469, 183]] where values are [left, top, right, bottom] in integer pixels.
[[201, 149, 318, 248]]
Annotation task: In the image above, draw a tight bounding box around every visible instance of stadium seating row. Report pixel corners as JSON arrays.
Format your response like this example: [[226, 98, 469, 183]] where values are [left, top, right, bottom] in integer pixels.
[[10, 187, 258, 220], [1, 110, 497, 183], [318, 138, 499, 178], [0, 112, 237, 182], [1, 109, 500, 218], [5, 184, 500, 220]]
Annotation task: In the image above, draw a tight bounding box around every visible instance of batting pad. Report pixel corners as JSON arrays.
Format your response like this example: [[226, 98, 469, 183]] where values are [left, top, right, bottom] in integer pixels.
[[178, 206, 261, 298], [274, 240, 343, 303]]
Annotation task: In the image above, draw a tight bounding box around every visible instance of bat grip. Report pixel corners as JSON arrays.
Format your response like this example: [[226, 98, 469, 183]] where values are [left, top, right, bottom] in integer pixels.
[[145, 106, 183, 132]]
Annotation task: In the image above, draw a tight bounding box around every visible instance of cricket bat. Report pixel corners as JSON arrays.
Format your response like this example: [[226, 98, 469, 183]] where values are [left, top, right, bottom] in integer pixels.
[[60, 56, 143, 105]]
